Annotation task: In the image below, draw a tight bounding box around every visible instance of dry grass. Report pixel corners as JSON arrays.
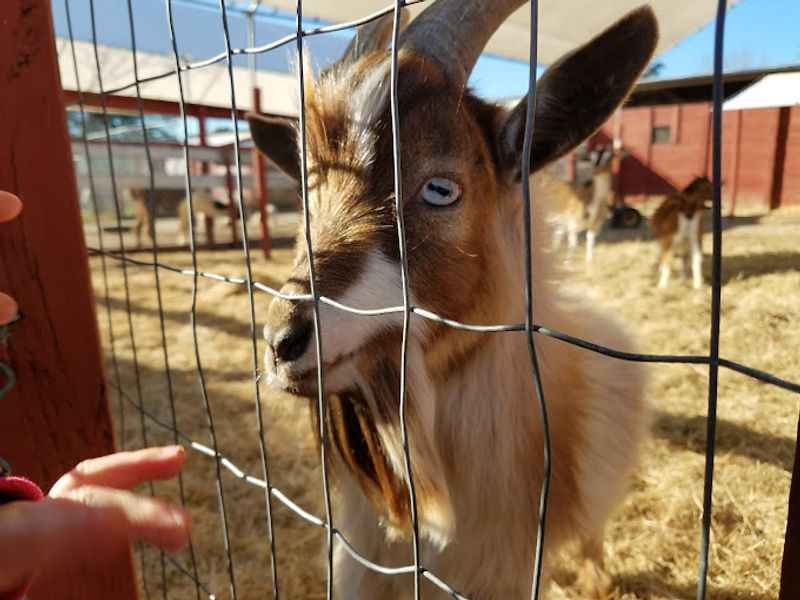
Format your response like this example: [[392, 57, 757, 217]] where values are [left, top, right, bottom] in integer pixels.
[[91, 205, 800, 599]]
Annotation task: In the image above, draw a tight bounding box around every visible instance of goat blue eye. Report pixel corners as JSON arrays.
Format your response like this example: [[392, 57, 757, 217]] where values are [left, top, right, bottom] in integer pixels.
[[421, 177, 462, 206]]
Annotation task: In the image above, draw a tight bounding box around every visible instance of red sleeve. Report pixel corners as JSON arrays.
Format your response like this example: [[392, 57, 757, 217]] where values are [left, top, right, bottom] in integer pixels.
[[0, 476, 45, 600]]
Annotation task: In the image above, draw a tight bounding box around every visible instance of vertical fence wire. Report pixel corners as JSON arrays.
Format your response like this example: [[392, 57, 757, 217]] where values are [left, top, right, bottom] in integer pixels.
[[164, 1, 239, 597], [123, 1, 203, 597], [697, 1, 728, 598], [519, 2, 551, 598], [62, 0, 124, 450], [85, 0, 167, 594], [388, 2, 423, 597], [294, 3, 336, 598], [216, 1, 281, 597]]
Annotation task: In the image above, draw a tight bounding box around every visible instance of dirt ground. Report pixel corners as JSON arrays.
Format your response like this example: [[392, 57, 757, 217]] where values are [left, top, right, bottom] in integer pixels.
[[91, 203, 800, 600]]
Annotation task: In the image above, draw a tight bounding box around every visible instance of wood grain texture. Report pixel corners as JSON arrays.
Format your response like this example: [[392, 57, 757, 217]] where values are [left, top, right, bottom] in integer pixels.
[[0, 1, 138, 598]]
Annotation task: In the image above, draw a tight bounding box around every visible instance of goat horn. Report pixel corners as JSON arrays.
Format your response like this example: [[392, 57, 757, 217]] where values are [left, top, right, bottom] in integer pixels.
[[341, 9, 410, 66], [400, 0, 527, 87]]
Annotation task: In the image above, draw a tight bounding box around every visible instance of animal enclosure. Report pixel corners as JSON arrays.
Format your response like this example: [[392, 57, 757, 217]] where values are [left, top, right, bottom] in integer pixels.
[[1, 1, 800, 599]]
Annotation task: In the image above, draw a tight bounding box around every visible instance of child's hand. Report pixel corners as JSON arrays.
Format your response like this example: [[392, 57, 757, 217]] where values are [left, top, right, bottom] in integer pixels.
[[0, 446, 191, 594]]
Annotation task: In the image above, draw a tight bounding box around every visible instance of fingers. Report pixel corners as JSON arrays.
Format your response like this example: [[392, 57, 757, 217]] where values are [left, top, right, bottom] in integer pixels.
[[54, 485, 191, 553], [0, 487, 191, 592], [49, 445, 187, 496]]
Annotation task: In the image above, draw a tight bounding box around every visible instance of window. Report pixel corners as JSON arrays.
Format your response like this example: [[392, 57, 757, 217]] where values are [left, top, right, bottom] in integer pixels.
[[651, 125, 672, 144]]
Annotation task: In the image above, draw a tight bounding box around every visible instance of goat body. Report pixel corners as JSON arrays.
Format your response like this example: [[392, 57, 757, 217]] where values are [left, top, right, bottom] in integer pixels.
[[125, 187, 237, 247], [651, 177, 713, 289], [175, 190, 236, 246], [250, 3, 658, 597], [548, 154, 613, 264]]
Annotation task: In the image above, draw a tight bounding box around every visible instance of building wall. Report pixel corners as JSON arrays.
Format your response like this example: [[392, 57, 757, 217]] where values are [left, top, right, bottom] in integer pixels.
[[592, 101, 798, 209], [780, 106, 800, 206]]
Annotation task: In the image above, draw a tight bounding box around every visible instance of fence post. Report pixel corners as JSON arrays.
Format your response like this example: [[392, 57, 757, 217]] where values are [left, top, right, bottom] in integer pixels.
[[780, 411, 800, 599], [252, 86, 271, 259], [224, 150, 239, 244], [769, 106, 790, 211], [728, 109, 743, 217], [0, 2, 138, 599]]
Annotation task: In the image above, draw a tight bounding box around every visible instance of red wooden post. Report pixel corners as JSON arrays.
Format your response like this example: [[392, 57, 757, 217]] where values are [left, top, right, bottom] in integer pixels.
[[703, 104, 713, 178], [0, 2, 137, 599], [780, 411, 800, 599], [566, 152, 575, 182], [770, 106, 791, 211], [672, 104, 682, 145], [729, 110, 743, 217], [224, 151, 239, 244], [196, 108, 216, 246], [611, 109, 624, 207], [251, 87, 271, 259]]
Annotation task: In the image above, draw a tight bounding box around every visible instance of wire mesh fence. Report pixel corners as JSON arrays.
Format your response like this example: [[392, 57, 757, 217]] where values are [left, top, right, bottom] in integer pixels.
[[54, 0, 800, 599]]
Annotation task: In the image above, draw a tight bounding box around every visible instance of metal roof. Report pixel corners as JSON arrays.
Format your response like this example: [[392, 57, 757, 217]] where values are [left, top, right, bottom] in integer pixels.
[[723, 71, 800, 111], [57, 38, 299, 117]]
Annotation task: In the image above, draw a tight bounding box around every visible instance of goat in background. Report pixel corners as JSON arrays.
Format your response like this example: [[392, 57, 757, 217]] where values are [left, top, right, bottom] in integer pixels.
[[651, 176, 713, 289], [249, 2, 657, 597], [550, 147, 616, 264], [125, 187, 242, 248], [175, 190, 238, 246], [124, 187, 155, 248]]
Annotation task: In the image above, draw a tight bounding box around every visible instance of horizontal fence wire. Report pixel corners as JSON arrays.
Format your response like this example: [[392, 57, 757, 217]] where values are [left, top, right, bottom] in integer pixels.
[[87, 248, 800, 395], [108, 378, 469, 598], [98, 0, 428, 98], [65, 0, 800, 598]]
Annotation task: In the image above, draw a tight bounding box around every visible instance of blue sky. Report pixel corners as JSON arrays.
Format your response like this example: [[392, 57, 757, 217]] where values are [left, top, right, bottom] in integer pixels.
[[53, 0, 800, 101]]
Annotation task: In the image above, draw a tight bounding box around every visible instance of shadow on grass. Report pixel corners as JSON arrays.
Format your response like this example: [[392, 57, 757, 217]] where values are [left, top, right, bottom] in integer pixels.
[[653, 410, 795, 472], [719, 251, 800, 284], [613, 570, 776, 600]]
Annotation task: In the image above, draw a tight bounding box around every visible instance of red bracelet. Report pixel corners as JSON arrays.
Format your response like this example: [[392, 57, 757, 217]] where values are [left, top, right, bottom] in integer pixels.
[[0, 476, 44, 600]]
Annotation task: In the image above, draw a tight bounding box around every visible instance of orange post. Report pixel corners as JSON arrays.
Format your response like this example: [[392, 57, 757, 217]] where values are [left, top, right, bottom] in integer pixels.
[[729, 110, 743, 217], [0, 2, 137, 598], [224, 152, 239, 244], [252, 87, 271, 259], [781, 410, 800, 599]]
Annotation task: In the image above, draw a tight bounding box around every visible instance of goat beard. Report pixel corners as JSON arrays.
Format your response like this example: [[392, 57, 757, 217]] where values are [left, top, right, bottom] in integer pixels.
[[306, 333, 456, 545], [310, 352, 414, 533]]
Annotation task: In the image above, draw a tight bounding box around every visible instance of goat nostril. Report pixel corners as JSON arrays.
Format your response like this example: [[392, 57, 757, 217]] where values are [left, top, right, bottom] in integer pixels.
[[274, 321, 313, 363]]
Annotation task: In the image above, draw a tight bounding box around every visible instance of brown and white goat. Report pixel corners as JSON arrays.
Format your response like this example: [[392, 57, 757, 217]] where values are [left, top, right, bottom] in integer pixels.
[[126, 187, 237, 247], [651, 176, 713, 289], [175, 190, 235, 246], [249, 3, 657, 597], [124, 187, 155, 248], [549, 147, 615, 264]]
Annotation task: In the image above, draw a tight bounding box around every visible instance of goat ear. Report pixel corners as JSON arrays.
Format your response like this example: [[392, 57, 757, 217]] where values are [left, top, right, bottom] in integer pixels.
[[496, 6, 657, 180], [247, 112, 300, 181]]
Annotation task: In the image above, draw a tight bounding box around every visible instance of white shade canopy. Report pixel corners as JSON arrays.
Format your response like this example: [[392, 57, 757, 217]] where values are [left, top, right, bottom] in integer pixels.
[[59, 1, 737, 119], [256, 0, 737, 64]]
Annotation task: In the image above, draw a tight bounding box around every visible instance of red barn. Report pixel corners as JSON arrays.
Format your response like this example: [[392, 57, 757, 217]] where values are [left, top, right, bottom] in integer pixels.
[[587, 66, 800, 211]]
